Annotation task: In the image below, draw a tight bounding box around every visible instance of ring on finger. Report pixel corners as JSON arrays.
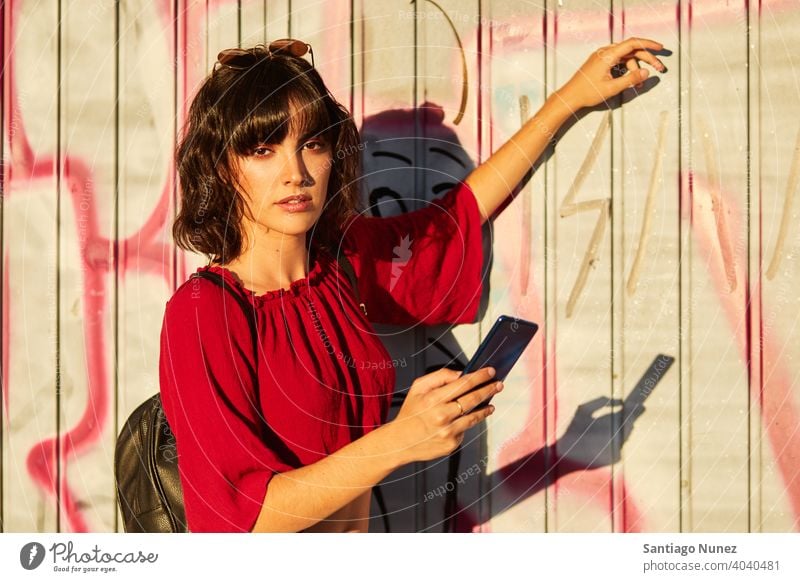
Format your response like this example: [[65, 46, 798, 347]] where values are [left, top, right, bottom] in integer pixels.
[[453, 399, 464, 417]]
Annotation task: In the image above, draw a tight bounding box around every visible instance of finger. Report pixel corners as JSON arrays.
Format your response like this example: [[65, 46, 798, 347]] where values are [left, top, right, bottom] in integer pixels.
[[606, 37, 663, 60], [623, 49, 666, 73], [412, 367, 463, 394], [577, 396, 614, 414], [454, 381, 502, 419], [612, 48, 664, 91], [438, 366, 496, 403], [626, 57, 643, 89], [448, 403, 495, 434], [445, 382, 501, 422], [609, 67, 650, 94]]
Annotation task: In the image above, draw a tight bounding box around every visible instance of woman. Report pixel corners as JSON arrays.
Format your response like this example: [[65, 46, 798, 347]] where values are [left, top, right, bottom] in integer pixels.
[[160, 37, 666, 533]]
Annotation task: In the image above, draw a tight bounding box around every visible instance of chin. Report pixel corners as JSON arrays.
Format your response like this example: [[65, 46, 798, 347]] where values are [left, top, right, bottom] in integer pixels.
[[267, 214, 322, 235]]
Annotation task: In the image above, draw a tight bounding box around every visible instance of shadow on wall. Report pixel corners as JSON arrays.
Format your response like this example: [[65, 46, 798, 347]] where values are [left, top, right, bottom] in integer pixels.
[[358, 101, 492, 532], [487, 354, 675, 525], [357, 101, 674, 532]]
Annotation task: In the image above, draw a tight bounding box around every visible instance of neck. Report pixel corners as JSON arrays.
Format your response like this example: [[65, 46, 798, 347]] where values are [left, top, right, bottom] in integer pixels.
[[217, 228, 314, 293]]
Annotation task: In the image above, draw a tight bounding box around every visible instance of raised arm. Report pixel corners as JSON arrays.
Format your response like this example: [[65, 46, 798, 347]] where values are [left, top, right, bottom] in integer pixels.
[[465, 37, 666, 225]]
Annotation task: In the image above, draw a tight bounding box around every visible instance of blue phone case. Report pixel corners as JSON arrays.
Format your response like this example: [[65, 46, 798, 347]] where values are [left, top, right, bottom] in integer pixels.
[[460, 315, 539, 411]]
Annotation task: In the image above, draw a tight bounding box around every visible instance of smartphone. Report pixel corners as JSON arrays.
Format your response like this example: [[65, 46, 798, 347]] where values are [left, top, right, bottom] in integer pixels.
[[460, 315, 539, 412]]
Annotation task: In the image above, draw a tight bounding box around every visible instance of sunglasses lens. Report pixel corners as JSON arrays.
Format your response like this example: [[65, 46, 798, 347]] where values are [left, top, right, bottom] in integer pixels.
[[217, 49, 254, 68], [269, 39, 309, 58], [215, 40, 313, 73]]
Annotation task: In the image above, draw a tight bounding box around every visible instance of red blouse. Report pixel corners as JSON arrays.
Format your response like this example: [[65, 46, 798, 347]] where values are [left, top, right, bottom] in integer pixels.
[[158, 180, 485, 532]]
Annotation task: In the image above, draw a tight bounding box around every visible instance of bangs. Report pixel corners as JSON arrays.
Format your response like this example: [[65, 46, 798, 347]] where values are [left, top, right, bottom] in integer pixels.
[[223, 62, 333, 156], [175, 49, 363, 263]]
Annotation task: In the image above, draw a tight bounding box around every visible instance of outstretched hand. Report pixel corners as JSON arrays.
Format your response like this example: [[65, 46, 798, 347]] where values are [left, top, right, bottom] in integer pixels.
[[553, 37, 666, 112], [555, 396, 646, 469]]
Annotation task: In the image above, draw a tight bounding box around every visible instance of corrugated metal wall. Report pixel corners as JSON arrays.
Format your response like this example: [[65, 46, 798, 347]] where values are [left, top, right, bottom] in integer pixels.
[[2, 0, 798, 533]]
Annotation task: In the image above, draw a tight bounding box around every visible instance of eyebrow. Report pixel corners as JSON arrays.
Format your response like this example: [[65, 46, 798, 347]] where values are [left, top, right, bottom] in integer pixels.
[[299, 129, 327, 142], [253, 132, 322, 146]]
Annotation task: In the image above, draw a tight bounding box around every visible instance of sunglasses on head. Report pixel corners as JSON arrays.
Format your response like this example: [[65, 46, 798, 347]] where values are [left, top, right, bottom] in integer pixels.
[[213, 38, 315, 74]]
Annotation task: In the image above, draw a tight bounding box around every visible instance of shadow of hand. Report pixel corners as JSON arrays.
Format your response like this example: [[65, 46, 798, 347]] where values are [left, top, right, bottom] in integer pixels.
[[554, 396, 646, 469]]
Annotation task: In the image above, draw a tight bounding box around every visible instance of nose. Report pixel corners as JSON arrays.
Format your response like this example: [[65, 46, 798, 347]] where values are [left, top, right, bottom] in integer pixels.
[[281, 149, 313, 187]]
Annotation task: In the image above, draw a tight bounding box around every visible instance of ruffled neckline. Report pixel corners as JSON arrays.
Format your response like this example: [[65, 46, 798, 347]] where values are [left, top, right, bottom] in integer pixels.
[[197, 249, 329, 304]]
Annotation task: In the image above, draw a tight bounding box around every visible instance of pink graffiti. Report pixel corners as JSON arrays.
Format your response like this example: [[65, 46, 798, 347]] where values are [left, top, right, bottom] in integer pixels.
[[477, 0, 800, 534], [478, 207, 645, 532], [4, 0, 353, 533], [3, 0, 798, 533], [471, 169, 800, 533], [3, 0, 216, 531], [689, 172, 800, 525], [484, 0, 797, 51]]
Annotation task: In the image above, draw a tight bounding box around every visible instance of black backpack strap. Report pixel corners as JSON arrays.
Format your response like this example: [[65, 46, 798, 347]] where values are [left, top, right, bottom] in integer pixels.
[[334, 254, 393, 532], [335, 254, 368, 318]]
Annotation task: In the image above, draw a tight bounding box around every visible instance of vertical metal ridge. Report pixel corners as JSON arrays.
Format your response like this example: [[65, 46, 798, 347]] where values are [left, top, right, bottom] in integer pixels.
[[476, 0, 486, 534], [0, 0, 7, 534], [112, 0, 121, 534], [55, 0, 63, 534], [412, 0, 424, 532], [609, 0, 619, 533]]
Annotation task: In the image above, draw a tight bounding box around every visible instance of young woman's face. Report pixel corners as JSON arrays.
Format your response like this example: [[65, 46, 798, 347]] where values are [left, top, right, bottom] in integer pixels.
[[231, 117, 333, 242]]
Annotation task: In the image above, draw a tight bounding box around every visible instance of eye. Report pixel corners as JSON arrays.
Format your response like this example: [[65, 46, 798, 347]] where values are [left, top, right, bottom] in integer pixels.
[[304, 140, 324, 151], [251, 145, 273, 157]]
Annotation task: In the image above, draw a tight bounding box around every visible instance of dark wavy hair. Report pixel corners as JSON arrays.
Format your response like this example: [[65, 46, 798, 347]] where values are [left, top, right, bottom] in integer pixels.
[[173, 50, 363, 264]]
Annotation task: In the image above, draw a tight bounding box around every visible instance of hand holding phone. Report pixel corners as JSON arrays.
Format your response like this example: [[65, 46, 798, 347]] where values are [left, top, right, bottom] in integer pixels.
[[459, 315, 538, 413]]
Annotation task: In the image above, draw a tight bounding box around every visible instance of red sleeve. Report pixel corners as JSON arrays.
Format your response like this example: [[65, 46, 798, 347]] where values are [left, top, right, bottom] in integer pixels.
[[343, 180, 485, 326], [158, 279, 295, 532]]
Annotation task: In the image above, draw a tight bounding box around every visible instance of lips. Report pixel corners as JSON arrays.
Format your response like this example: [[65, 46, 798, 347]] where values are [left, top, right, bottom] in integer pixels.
[[276, 194, 311, 204]]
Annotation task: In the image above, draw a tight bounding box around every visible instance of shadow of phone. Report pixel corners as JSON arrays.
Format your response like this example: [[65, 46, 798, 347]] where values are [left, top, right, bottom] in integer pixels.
[[620, 353, 675, 440]]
